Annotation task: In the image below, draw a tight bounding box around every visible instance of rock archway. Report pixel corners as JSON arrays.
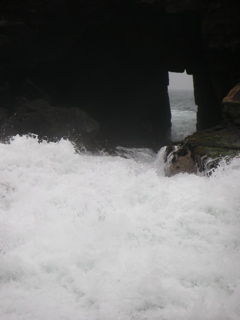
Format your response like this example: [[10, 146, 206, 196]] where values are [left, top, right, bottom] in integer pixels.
[[0, 0, 240, 149]]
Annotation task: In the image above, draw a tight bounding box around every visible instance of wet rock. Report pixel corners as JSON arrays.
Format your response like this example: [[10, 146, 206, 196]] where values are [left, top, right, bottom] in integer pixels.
[[0, 0, 240, 149], [0, 98, 100, 150], [164, 125, 240, 176], [164, 83, 240, 176], [222, 83, 240, 126], [164, 145, 196, 176]]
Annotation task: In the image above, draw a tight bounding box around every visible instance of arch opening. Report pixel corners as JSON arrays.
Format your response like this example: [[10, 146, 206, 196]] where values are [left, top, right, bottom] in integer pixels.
[[168, 72, 197, 142]]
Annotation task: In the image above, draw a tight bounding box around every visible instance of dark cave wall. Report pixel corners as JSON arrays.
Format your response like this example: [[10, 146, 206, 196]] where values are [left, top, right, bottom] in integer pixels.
[[0, 0, 240, 148]]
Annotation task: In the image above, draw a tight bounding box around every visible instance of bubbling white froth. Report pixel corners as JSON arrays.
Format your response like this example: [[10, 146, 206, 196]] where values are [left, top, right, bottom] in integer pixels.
[[0, 135, 240, 320]]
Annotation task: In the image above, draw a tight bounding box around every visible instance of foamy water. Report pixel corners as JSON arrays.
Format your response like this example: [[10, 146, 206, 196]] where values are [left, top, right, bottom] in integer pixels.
[[0, 136, 240, 320], [170, 90, 197, 141]]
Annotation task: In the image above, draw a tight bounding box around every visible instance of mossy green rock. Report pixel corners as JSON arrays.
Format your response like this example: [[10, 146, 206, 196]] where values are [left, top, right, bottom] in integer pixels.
[[184, 127, 240, 150], [165, 125, 240, 175]]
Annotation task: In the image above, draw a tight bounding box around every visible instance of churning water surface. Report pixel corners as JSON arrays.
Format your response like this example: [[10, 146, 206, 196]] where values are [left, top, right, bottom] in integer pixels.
[[170, 89, 197, 141], [0, 91, 240, 320]]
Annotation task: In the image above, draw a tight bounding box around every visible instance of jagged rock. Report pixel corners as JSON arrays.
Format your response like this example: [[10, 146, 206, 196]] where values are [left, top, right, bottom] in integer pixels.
[[164, 82, 240, 176], [164, 145, 196, 176], [0, 98, 100, 150], [0, 0, 240, 148], [222, 83, 240, 126], [164, 125, 240, 176]]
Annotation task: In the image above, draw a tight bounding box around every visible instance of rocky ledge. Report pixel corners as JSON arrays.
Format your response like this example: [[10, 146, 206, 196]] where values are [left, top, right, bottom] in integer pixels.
[[0, 98, 101, 151], [164, 125, 240, 176], [164, 84, 240, 176]]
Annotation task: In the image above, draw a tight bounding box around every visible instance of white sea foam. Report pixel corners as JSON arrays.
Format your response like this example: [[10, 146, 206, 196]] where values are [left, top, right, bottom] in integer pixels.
[[0, 135, 240, 320]]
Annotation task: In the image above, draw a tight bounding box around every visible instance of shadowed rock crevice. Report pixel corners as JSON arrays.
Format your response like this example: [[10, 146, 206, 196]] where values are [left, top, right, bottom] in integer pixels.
[[0, 0, 240, 149]]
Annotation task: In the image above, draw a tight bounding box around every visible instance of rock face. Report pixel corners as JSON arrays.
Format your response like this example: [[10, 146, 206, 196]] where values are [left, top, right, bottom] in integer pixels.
[[164, 145, 196, 177], [0, 98, 100, 150], [222, 83, 240, 126], [0, 0, 240, 149], [164, 124, 240, 176], [164, 81, 240, 176]]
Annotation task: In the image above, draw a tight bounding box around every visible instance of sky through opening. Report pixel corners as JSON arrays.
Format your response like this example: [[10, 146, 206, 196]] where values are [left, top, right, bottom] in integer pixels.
[[169, 71, 193, 91]]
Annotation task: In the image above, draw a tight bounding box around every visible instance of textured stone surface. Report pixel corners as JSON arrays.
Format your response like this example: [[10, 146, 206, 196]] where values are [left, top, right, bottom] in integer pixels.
[[164, 125, 240, 175], [0, 0, 240, 148], [222, 83, 240, 125], [164, 145, 196, 176], [0, 98, 100, 150]]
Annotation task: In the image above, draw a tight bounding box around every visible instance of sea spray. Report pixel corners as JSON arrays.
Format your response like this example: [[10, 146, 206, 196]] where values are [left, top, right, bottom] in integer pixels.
[[0, 135, 240, 320]]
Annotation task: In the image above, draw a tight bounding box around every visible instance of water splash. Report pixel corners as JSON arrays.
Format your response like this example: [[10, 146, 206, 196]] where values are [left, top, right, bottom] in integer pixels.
[[0, 136, 240, 320]]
